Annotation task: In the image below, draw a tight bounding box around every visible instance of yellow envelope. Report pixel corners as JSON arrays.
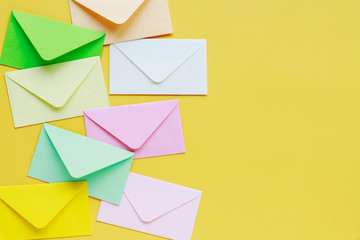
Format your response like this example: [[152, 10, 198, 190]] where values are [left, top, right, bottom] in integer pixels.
[[0, 182, 91, 240], [5, 57, 109, 128], [69, 0, 173, 45]]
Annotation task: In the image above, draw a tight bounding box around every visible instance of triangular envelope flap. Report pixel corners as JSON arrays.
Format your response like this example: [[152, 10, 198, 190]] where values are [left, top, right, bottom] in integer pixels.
[[0, 182, 84, 229], [43, 124, 135, 178], [124, 173, 202, 223], [73, 0, 145, 24], [5, 57, 99, 108], [12, 10, 105, 61], [84, 100, 179, 150], [114, 39, 206, 83]]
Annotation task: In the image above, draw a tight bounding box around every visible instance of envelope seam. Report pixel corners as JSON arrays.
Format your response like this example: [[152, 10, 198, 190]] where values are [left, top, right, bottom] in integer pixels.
[[113, 42, 205, 83], [12, 11, 105, 61], [5, 58, 99, 109], [123, 192, 202, 223], [72, 0, 146, 24], [83, 101, 179, 150], [43, 125, 134, 178], [0, 184, 84, 229]]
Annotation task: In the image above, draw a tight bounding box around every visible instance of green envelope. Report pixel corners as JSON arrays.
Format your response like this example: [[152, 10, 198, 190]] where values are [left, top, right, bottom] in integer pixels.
[[28, 124, 135, 205], [0, 10, 105, 69]]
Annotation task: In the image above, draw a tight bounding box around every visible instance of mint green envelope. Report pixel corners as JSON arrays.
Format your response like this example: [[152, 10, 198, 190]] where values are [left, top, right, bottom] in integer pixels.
[[28, 124, 135, 205], [0, 10, 105, 69]]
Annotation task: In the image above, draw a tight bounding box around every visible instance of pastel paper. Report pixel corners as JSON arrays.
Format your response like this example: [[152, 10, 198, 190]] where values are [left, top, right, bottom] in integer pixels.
[[0, 10, 105, 69], [69, 0, 173, 45], [84, 100, 185, 159], [0, 182, 91, 239], [28, 124, 135, 204], [4, 57, 109, 128], [97, 173, 202, 240], [109, 39, 207, 95]]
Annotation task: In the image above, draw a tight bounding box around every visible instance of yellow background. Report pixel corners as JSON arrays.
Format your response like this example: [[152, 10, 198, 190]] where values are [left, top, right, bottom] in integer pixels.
[[1, 0, 360, 239]]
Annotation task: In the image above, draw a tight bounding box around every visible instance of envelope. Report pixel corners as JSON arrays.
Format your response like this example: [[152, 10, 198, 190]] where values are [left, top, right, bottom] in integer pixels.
[[28, 124, 135, 204], [109, 39, 207, 95], [0, 10, 105, 69], [68, 0, 173, 45], [5, 57, 109, 128], [97, 173, 202, 240], [84, 100, 185, 159], [0, 181, 91, 239]]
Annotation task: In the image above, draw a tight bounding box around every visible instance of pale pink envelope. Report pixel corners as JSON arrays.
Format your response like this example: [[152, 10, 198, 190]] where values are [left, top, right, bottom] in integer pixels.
[[97, 173, 202, 240], [83, 100, 185, 159]]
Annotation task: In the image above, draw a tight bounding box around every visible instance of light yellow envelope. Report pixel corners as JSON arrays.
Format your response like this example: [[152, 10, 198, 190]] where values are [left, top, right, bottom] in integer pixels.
[[0, 182, 91, 240], [4, 57, 109, 128], [69, 0, 173, 45]]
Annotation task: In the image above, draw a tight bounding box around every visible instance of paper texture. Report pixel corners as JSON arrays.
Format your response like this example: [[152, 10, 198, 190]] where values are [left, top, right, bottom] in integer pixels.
[[28, 124, 135, 204], [0, 10, 105, 69], [5, 57, 109, 128], [97, 173, 202, 240], [0, 182, 91, 239], [84, 100, 185, 159], [110, 39, 207, 95], [69, 0, 173, 45]]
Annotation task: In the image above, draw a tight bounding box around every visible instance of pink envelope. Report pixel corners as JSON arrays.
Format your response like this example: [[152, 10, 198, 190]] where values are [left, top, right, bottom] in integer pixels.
[[97, 173, 202, 240], [83, 100, 185, 159]]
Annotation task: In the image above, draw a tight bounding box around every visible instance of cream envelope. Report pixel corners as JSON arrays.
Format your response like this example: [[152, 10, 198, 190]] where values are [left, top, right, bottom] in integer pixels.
[[109, 39, 207, 95], [97, 173, 202, 240], [84, 100, 185, 159], [4, 57, 109, 128], [69, 0, 173, 45]]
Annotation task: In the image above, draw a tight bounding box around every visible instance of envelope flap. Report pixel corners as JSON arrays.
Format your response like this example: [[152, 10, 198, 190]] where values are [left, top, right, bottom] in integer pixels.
[[114, 39, 206, 83], [124, 173, 202, 223], [5, 57, 99, 108], [0, 182, 85, 229], [12, 10, 105, 61], [73, 0, 145, 24], [43, 124, 135, 178], [84, 100, 178, 150]]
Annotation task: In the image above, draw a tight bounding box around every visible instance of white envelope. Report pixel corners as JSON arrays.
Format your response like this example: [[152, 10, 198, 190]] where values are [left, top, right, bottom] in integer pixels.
[[97, 173, 202, 240], [109, 39, 207, 95]]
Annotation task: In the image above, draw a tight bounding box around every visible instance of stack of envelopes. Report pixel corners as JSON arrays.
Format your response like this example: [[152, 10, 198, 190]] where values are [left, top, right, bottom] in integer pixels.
[[0, 1, 207, 239]]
